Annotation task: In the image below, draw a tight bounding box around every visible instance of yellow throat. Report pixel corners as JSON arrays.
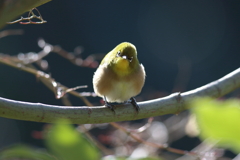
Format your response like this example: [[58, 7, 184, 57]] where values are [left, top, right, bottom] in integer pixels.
[[113, 58, 131, 76]]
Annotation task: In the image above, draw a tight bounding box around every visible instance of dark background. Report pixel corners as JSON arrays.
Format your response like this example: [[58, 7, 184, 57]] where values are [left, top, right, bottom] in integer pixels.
[[0, 0, 239, 157]]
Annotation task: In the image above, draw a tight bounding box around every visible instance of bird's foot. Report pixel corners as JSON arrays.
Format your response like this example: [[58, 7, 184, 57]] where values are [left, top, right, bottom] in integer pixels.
[[105, 102, 116, 113], [130, 97, 140, 113]]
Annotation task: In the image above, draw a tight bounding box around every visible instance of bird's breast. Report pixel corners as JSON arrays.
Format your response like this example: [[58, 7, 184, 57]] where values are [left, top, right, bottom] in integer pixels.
[[113, 59, 131, 76], [105, 80, 139, 103], [93, 63, 145, 103]]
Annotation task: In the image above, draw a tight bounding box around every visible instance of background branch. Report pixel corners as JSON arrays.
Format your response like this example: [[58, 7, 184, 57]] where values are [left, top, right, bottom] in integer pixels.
[[0, 29, 23, 38]]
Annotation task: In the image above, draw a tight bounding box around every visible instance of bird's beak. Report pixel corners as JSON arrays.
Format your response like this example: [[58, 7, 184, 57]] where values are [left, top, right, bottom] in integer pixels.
[[122, 55, 127, 60]]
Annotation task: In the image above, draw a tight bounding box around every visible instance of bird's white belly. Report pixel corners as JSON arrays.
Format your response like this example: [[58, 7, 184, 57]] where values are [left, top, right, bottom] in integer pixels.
[[105, 80, 137, 103]]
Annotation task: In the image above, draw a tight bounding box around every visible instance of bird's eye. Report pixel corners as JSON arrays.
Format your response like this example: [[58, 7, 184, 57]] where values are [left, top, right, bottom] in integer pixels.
[[116, 51, 121, 57], [128, 57, 133, 62]]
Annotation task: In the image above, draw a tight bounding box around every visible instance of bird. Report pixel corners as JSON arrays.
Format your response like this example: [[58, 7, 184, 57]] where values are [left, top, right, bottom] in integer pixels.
[[92, 42, 145, 113]]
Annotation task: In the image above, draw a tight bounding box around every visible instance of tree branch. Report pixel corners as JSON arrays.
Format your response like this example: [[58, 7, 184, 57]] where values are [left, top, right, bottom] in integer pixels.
[[0, 67, 240, 124]]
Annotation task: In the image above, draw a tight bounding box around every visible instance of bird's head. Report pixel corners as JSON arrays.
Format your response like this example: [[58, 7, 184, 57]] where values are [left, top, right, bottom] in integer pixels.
[[102, 42, 139, 76]]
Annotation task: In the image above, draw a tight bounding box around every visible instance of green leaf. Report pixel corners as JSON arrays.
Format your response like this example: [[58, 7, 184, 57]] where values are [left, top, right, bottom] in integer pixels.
[[45, 119, 100, 160], [0, 144, 54, 160], [0, 0, 51, 29], [191, 98, 240, 153]]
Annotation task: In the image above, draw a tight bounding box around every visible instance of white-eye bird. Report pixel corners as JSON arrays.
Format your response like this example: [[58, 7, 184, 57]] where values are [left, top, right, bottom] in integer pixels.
[[93, 42, 145, 112]]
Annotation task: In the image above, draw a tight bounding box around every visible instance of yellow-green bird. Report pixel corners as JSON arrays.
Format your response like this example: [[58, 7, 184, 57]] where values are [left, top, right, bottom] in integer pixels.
[[93, 42, 146, 112]]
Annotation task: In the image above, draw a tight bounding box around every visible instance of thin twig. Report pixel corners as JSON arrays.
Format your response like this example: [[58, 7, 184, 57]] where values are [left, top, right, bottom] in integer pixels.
[[38, 38, 100, 68], [176, 139, 221, 160], [126, 117, 154, 133], [110, 122, 197, 156], [56, 85, 88, 99], [0, 57, 92, 106], [77, 125, 114, 155], [7, 8, 47, 25], [0, 30, 24, 39]]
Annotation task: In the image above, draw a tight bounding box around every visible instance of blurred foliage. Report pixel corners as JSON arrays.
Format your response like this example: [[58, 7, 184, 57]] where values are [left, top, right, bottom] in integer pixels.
[[191, 98, 240, 154], [0, 144, 54, 160], [0, 119, 163, 160], [45, 119, 100, 160], [0, 0, 51, 29]]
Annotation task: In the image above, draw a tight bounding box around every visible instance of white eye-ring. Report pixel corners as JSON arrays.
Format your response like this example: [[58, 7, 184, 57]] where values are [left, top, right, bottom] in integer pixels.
[[116, 51, 121, 57]]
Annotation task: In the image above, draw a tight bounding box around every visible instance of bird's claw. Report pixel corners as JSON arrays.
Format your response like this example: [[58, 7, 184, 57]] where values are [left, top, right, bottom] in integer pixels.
[[105, 102, 116, 114], [130, 97, 140, 113], [104, 96, 115, 113]]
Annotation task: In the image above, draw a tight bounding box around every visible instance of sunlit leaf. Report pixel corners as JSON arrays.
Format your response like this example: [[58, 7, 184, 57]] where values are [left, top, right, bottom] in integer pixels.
[[191, 98, 240, 153], [0, 144, 54, 160], [45, 119, 100, 160]]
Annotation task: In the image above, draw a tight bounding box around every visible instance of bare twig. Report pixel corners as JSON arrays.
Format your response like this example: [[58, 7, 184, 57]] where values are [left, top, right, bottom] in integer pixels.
[[233, 154, 240, 160], [110, 122, 197, 156], [176, 139, 221, 160], [0, 57, 93, 106], [126, 117, 154, 133], [7, 8, 47, 25], [17, 50, 51, 65], [38, 39, 100, 68], [77, 125, 114, 155], [56, 85, 88, 99], [0, 30, 24, 39]]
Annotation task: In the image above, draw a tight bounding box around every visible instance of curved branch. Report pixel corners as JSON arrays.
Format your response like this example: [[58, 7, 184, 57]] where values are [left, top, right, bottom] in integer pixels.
[[0, 67, 240, 124]]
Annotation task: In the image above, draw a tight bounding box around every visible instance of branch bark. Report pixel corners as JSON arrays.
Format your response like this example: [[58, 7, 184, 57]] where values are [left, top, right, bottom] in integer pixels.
[[0, 67, 240, 124]]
